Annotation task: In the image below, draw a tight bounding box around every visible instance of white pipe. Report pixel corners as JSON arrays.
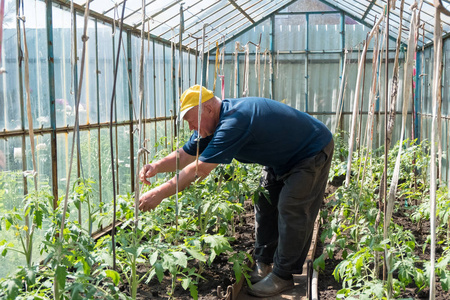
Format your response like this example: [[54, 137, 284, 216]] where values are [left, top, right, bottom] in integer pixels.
[[311, 269, 319, 300]]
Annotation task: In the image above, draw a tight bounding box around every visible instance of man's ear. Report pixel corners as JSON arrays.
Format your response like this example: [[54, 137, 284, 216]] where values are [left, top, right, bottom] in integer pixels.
[[204, 102, 213, 114]]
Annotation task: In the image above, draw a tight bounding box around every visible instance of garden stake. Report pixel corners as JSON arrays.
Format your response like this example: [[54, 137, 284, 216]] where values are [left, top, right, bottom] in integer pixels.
[[213, 41, 219, 91], [133, 0, 147, 230], [429, 1, 450, 297], [345, 15, 384, 187], [17, 0, 36, 269], [108, 0, 127, 270], [385, 4, 416, 251], [384, 3, 407, 295], [175, 5, 185, 236], [356, 37, 368, 155], [59, 0, 92, 240], [381, 3, 390, 283], [206, 41, 210, 87], [195, 24, 207, 177], [334, 49, 348, 134], [242, 43, 249, 97], [380, 0, 405, 207], [359, 24, 382, 197]]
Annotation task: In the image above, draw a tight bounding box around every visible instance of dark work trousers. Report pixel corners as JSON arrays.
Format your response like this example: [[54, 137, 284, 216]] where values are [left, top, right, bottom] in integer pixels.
[[254, 139, 334, 278]]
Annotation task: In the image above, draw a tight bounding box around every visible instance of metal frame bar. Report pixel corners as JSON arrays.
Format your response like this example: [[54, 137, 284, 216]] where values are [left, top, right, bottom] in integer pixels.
[[270, 14, 274, 99], [46, 0, 58, 206], [180, 0, 250, 43], [123, 0, 157, 23], [414, 50, 421, 142], [187, 0, 265, 49], [157, 0, 223, 40], [228, 0, 255, 23], [127, 30, 134, 192], [305, 13, 309, 113], [362, 0, 376, 20], [50, 0, 192, 53], [198, 0, 283, 51], [150, 0, 202, 32], [208, 0, 305, 53], [134, 0, 182, 29], [94, 18, 103, 217]]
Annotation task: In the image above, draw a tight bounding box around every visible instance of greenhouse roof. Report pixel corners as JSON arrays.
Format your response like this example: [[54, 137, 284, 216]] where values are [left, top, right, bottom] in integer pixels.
[[50, 0, 450, 49]]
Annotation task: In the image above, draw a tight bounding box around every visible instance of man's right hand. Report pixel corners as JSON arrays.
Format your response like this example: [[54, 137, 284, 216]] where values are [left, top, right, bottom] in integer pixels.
[[139, 164, 158, 186]]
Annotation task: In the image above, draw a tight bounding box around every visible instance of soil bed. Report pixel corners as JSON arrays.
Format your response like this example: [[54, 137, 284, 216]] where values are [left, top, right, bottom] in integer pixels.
[[129, 201, 256, 299], [315, 184, 449, 299]]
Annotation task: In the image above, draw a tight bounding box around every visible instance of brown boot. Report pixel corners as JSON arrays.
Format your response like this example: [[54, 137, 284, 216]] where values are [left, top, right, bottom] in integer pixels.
[[249, 261, 272, 284], [248, 272, 294, 297]]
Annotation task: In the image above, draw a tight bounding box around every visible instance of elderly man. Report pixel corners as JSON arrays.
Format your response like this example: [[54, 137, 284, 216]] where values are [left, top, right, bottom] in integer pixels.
[[139, 85, 333, 297]]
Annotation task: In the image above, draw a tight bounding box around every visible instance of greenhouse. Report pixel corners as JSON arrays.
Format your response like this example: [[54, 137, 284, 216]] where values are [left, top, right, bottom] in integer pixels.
[[0, 0, 450, 298]]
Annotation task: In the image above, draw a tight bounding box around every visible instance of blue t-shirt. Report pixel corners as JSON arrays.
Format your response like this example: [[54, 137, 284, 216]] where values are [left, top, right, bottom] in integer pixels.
[[183, 97, 332, 176]]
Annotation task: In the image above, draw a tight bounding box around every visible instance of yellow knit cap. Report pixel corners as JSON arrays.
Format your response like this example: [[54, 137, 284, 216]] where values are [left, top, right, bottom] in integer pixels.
[[179, 85, 214, 120]]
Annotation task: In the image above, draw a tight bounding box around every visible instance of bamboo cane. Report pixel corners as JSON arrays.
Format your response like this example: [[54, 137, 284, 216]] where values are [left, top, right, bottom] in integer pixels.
[[133, 0, 146, 231], [334, 49, 348, 134], [360, 24, 382, 193], [429, 0, 449, 297], [385, 4, 417, 238], [345, 15, 384, 187]]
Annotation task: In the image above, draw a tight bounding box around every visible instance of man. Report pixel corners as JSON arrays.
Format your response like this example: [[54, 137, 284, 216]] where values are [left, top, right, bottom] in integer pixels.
[[139, 85, 333, 297]]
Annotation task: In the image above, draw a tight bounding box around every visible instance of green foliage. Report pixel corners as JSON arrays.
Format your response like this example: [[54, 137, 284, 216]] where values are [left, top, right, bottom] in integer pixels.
[[318, 136, 448, 297], [1, 133, 262, 299]]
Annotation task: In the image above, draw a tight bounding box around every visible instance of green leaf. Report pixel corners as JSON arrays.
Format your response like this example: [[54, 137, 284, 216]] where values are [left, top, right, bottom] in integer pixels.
[[186, 248, 207, 262], [440, 270, 449, 291], [25, 267, 36, 286], [5, 218, 11, 231], [5, 279, 19, 300], [355, 255, 363, 274], [232, 262, 242, 282], [181, 277, 191, 290], [326, 243, 335, 259], [155, 262, 164, 283], [172, 251, 188, 268], [35, 210, 43, 229], [414, 268, 425, 288], [202, 234, 232, 254], [82, 258, 91, 275], [313, 254, 326, 271], [56, 265, 67, 291], [105, 270, 120, 286], [149, 251, 159, 265], [189, 283, 198, 300]]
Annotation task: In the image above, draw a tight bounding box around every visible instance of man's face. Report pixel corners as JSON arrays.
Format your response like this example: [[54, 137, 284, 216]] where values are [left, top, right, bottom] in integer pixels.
[[183, 104, 215, 138]]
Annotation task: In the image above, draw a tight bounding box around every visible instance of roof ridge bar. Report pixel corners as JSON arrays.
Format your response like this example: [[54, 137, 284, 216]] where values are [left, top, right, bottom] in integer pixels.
[[197, 0, 279, 50], [133, 0, 181, 29], [228, 0, 255, 23], [362, 0, 377, 20], [150, 0, 202, 32], [208, 0, 296, 53], [182, 0, 258, 44]]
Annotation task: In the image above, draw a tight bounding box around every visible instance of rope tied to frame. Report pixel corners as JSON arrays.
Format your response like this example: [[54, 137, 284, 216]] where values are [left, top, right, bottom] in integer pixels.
[[213, 41, 219, 91]]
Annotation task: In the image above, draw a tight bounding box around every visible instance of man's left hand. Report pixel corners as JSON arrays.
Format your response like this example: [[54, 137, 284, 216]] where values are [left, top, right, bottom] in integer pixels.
[[139, 189, 164, 212]]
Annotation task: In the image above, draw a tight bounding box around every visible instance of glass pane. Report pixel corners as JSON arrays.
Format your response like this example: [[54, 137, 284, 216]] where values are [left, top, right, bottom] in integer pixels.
[[1, 0, 20, 132], [275, 15, 306, 51], [280, 0, 336, 12]]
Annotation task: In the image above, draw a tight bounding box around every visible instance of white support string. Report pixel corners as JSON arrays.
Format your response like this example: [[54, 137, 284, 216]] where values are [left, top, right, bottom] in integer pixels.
[[134, 0, 147, 230], [60, 0, 91, 241], [195, 24, 207, 176]]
